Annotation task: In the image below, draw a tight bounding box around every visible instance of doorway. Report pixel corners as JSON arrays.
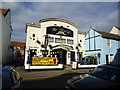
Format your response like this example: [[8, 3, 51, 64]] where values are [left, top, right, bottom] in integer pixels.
[[106, 55, 109, 64], [52, 49, 67, 65], [71, 51, 75, 62]]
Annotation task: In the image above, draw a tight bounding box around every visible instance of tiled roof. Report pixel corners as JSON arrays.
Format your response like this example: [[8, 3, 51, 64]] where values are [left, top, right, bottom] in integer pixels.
[[94, 29, 120, 41], [0, 9, 10, 16], [11, 41, 26, 49]]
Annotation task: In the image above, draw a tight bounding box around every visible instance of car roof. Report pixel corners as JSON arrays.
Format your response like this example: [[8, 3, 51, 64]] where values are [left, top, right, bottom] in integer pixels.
[[2, 66, 14, 71], [2, 66, 15, 88]]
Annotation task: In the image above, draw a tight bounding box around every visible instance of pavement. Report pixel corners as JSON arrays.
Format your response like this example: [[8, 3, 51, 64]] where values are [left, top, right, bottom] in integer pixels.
[[15, 65, 93, 80]]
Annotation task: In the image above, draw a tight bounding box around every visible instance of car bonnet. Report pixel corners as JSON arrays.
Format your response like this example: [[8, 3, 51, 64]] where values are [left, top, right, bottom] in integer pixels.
[[69, 74, 117, 88]]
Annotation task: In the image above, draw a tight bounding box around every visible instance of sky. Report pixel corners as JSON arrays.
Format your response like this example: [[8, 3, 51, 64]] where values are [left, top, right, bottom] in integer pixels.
[[1, 1, 119, 42]]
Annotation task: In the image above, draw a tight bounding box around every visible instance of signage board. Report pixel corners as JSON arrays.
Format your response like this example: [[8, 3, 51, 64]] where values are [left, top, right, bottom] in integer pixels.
[[47, 26, 73, 37], [32, 57, 58, 65]]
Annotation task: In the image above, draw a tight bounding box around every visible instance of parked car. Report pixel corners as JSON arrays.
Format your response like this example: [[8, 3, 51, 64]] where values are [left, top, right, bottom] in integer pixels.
[[2, 66, 22, 90], [66, 64, 120, 89]]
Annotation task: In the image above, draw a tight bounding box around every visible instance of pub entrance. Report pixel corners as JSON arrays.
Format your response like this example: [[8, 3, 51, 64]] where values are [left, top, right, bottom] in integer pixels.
[[52, 49, 67, 65]]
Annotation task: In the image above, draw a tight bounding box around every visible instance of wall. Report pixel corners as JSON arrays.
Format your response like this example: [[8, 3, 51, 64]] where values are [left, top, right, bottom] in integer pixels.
[[85, 28, 120, 65], [85, 29, 102, 64], [78, 33, 85, 52], [102, 38, 119, 64], [0, 12, 2, 65], [0, 11, 12, 65], [40, 21, 78, 50], [26, 26, 41, 48], [85, 29, 102, 51]]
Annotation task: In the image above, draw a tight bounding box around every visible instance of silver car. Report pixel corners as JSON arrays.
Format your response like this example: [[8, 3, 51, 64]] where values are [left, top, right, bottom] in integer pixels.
[[2, 66, 22, 90]]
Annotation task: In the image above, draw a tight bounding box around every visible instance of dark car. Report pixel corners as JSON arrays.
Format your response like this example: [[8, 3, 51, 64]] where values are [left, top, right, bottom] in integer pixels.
[[66, 64, 120, 89], [2, 66, 22, 90]]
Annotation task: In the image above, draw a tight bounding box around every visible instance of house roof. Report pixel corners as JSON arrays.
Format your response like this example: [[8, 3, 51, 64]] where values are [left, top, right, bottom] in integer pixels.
[[93, 29, 120, 41], [11, 41, 26, 49], [0, 9, 10, 16], [39, 18, 80, 29], [115, 26, 120, 31], [78, 31, 86, 35]]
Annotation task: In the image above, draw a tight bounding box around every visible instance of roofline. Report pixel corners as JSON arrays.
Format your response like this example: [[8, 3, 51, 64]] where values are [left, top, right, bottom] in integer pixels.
[[11, 41, 26, 44], [0, 9, 10, 16], [78, 31, 86, 35], [25, 23, 41, 33], [115, 26, 120, 31], [91, 28, 120, 41], [39, 18, 80, 29]]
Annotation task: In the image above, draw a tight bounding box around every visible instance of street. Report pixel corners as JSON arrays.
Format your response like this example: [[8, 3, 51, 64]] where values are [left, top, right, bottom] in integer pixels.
[[7, 60, 93, 88], [22, 73, 77, 88]]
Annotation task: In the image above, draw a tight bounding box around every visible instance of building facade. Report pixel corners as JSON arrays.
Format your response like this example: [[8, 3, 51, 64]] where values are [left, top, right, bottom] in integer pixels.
[[110, 26, 120, 64], [84, 27, 120, 66], [0, 9, 12, 65], [25, 18, 85, 69]]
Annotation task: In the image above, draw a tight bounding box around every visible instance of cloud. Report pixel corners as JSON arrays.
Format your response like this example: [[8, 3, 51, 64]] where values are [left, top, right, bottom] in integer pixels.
[[1, 0, 119, 2], [2, 2, 118, 42]]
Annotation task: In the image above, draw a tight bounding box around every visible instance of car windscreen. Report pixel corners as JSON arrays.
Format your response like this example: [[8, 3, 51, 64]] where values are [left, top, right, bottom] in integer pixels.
[[90, 66, 120, 82]]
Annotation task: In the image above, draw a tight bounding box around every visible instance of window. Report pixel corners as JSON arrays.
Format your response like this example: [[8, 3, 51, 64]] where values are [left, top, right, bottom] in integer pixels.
[[107, 39, 111, 47], [32, 34, 35, 37], [48, 37, 54, 43], [67, 39, 74, 44], [80, 40, 82, 42], [110, 54, 114, 63], [55, 38, 66, 43]]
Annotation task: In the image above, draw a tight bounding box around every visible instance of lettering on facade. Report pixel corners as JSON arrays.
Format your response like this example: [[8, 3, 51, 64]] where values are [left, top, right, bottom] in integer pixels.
[[47, 26, 73, 37]]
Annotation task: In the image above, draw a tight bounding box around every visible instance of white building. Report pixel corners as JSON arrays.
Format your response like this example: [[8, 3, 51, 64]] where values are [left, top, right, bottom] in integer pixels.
[[0, 9, 12, 65], [25, 18, 85, 69]]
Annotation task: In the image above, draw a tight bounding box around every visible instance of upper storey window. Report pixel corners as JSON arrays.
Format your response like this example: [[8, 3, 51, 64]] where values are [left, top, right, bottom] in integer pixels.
[[47, 26, 73, 37], [48, 37, 54, 43], [55, 38, 66, 43]]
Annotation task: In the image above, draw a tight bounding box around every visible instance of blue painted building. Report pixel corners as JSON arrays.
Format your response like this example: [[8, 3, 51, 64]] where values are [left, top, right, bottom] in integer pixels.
[[84, 27, 120, 65]]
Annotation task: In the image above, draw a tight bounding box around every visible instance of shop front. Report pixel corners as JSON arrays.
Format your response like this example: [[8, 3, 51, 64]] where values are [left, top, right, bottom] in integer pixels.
[[24, 18, 85, 70]]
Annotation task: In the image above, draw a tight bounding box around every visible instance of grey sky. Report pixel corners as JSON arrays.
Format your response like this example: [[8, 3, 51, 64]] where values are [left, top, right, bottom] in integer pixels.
[[1, 1, 119, 42]]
